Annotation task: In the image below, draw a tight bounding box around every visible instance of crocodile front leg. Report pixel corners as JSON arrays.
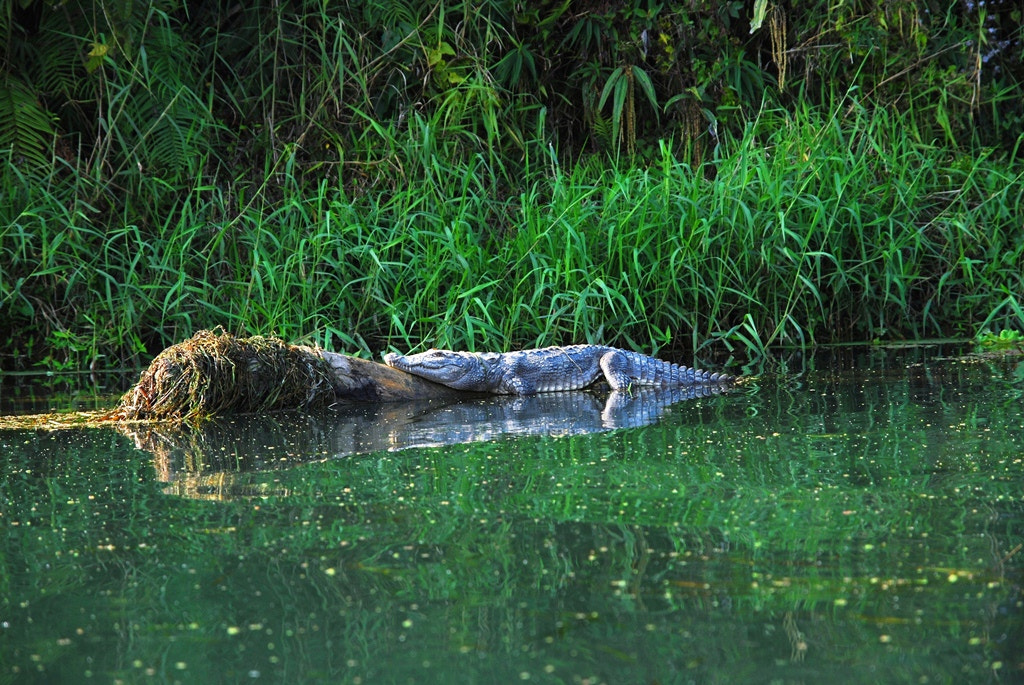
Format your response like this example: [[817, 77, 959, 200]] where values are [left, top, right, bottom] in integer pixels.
[[497, 374, 536, 395]]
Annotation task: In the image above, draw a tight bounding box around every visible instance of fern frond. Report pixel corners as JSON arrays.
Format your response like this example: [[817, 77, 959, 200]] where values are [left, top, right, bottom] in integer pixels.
[[136, 90, 207, 180], [98, 12, 215, 183], [366, 0, 416, 30], [0, 75, 56, 171], [590, 110, 612, 149]]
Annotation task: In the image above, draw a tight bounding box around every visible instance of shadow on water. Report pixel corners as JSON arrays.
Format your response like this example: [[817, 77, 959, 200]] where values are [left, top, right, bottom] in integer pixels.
[[1, 346, 1022, 683]]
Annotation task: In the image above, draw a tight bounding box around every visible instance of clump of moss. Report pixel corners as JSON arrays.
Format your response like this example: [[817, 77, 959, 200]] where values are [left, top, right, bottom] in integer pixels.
[[112, 329, 335, 421]]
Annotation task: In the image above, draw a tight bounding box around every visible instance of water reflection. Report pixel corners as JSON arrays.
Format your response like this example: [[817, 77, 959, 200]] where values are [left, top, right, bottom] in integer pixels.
[[118, 385, 731, 498], [2, 348, 1022, 684], [0, 369, 136, 414]]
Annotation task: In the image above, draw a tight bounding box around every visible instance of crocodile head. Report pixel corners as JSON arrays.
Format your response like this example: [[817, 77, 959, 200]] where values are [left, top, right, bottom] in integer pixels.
[[383, 349, 488, 391]]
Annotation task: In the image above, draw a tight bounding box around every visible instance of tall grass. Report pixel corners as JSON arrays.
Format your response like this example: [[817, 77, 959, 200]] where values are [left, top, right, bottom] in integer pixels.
[[3, 0, 1022, 371], [2, 100, 1021, 370]]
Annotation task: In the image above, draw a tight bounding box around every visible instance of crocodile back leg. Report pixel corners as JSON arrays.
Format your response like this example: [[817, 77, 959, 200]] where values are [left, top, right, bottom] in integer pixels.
[[599, 349, 653, 390]]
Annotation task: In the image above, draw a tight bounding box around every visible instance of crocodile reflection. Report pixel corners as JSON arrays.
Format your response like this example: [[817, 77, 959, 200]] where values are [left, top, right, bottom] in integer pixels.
[[392, 385, 726, 447], [120, 385, 729, 498]]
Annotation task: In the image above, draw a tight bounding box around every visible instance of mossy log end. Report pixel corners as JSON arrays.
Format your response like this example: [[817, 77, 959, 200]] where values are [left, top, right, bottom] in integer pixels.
[[111, 329, 461, 421]]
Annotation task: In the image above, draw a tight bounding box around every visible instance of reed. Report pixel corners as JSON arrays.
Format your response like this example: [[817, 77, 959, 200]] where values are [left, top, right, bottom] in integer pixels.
[[2, 100, 1021, 370]]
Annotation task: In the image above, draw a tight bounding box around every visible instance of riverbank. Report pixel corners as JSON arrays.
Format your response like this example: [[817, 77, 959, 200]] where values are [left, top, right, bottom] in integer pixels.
[[3, 101, 1021, 372]]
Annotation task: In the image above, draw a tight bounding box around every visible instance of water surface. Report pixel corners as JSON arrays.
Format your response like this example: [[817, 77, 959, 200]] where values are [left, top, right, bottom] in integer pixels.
[[1, 347, 1021, 683]]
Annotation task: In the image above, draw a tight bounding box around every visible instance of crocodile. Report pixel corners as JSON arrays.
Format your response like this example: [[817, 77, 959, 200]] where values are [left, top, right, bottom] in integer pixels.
[[383, 345, 733, 395]]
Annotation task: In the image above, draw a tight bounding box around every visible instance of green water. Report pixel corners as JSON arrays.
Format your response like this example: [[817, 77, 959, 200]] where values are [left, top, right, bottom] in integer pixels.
[[2, 348, 1022, 684]]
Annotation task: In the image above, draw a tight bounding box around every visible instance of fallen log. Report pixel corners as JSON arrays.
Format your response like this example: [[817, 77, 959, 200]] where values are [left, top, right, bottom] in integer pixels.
[[110, 329, 462, 421]]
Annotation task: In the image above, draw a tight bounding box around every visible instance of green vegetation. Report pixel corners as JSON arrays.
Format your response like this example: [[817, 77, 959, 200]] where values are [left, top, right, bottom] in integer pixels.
[[977, 328, 1023, 348], [2, 0, 1022, 370]]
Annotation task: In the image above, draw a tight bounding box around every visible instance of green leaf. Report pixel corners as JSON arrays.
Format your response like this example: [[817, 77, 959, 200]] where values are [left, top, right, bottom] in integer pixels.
[[598, 67, 626, 149], [613, 73, 629, 110], [632, 66, 659, 121], [749, 0, 769, 33], [598, 66, 624, 111], [612, 73, 628, 147], [86, 41, 110, 73], [427, 41, 456, 68]]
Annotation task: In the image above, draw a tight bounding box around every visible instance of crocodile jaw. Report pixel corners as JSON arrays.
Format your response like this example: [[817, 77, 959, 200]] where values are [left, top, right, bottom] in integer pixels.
[[384, 350, 488, 391]]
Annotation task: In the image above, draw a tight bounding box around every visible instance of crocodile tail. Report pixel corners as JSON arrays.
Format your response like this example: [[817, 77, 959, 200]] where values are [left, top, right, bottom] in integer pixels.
[[598, 350, 722, 388], [623, 352, 733, 387], [680, 363, 733, 385]]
